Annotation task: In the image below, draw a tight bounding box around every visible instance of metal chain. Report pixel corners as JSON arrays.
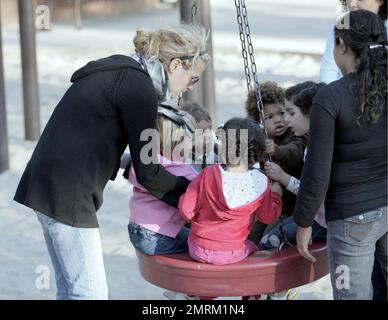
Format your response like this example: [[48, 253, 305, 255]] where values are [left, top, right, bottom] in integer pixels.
[[278, 216, 293, 251], [235, 0, 271, 162], [235, 0, 295, 250], [234, 0, 252, 93], [191, 0, 198, 24], [239, 0, 266, 130]]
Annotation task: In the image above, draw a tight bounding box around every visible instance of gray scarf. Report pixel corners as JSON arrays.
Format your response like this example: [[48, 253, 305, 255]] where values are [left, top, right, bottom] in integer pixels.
[[130, 53, 172, 103]]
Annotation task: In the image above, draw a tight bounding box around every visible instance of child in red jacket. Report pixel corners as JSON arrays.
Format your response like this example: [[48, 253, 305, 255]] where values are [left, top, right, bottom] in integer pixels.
[[178, 118, 283, 265]]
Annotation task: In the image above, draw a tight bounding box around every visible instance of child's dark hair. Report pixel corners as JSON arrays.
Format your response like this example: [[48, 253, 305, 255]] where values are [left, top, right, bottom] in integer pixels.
[[219, 118, 266, 168], [245, 81, 285, 122], [335, 10, 387, 126], [339, 0, 387, 20], [181, 101, 212, 124], [293, 83, 326, 116], [285, 81, 318, 101]]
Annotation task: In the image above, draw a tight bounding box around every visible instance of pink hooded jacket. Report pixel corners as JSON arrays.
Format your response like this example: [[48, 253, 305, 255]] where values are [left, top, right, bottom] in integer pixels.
[[179, 164, 282, 251]]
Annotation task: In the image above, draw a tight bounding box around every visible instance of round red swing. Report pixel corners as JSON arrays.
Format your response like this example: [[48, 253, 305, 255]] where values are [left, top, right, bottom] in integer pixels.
[[136, 242, 329, 298]]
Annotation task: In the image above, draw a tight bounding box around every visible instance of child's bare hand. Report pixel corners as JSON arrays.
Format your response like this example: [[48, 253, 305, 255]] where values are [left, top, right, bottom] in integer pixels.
[[270, 181, 283, 196], [264, 139, 275, 155], [264, 161, 284, 182]]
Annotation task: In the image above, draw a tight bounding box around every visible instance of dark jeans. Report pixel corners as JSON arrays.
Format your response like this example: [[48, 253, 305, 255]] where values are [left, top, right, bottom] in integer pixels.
[[258, 215, 327, 250], [372, 255, 387, 300], [128, 222, 189, 255]]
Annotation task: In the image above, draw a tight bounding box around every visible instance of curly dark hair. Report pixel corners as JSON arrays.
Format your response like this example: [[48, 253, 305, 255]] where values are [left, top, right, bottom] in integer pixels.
[[285, 81, 317, 101], [292, 83, 326, 116], [245, 81, 285, 122], [217, 118, 266, 168], [339, 0, 387, 20], [335, 10, 387, 126]]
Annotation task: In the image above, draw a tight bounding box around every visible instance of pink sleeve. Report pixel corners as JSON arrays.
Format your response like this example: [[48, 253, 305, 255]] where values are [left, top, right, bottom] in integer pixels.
[[178, 172, 202, 221], [255, 182, 282, 224]]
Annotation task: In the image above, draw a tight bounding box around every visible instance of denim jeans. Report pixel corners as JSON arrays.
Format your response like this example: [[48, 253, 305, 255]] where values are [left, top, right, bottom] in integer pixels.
[[128, 222, 189, 255], [36, 211, 108, 300], [259, 215, 327, 250], [327, 206, 387, 300]]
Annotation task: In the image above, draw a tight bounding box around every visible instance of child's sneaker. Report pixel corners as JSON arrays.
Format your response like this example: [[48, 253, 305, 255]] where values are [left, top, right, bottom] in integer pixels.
[[267, 292, 288, 300], [267, 288, 301, 300]]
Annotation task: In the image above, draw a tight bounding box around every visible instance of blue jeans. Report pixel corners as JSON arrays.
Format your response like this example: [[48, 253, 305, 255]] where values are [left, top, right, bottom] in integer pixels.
[[36, 211, 108, 300], [327, 206, 387, 300], [259, 215, 327, 250], [128, 222, 189, 255]]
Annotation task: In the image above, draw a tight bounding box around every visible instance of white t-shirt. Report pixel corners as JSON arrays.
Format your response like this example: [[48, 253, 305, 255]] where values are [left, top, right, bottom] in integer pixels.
[[220, 166, 267, 209]]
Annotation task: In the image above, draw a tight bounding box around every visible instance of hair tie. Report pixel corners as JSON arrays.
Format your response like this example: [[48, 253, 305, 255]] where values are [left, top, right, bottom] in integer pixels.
[[369, 43, 388, 50]]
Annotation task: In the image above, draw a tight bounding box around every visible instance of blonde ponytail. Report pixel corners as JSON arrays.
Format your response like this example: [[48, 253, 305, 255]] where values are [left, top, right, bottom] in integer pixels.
[[133, 24, 210, 68]]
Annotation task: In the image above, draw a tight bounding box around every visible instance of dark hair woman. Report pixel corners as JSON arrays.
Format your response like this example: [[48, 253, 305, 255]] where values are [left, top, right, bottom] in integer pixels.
[[294, 10, 387, 300]]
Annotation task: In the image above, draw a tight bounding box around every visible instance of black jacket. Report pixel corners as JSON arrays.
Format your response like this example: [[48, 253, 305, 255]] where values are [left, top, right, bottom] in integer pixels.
[[273, 128, 308, 216], [294, 73, 387, 227], [14, 55, 190, 227]]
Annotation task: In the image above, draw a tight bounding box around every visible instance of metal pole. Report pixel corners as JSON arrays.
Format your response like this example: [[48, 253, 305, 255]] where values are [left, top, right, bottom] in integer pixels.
[[74, 0, 82, 30], [18, 0, 40, 141], [198, 0, 217, 124], [0, 1, 9, 172], [179, 0, 203, 105]]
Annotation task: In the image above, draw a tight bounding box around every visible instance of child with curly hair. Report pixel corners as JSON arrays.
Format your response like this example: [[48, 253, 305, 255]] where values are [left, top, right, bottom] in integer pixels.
[[179, 118, 282, 265]]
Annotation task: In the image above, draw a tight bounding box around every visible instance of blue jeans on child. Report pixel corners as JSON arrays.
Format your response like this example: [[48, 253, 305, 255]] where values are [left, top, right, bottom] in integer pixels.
[[128, 222, 189, 255], [259, 215, 327, 250], [327, 206, 387, 300], [36, 211, 108, 300]]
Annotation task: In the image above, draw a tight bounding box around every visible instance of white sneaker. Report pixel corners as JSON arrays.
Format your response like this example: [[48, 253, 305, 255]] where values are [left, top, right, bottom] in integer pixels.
[[267, 288, 301, 300]]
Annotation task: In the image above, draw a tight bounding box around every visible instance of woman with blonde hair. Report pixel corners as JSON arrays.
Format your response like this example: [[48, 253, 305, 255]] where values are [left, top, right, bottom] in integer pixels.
[[14, 24, 210, 300]]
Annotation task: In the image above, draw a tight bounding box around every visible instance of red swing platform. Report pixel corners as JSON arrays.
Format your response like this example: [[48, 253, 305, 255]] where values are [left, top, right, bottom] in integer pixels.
[[136, 242, 329, 298]]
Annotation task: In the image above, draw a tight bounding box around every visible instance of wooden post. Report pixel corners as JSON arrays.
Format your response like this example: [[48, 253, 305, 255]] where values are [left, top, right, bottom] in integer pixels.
[[198, 0, 217, 124], [74, 0, 82, 30], [180, 0, 217, 124], [18, 0, 40, 141], [0, 1, 9, 172]]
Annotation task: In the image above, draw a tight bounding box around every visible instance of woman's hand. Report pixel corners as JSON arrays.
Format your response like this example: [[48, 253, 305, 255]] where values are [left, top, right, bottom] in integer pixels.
[[296, 226, 317, 263], [264, 161, 290, 187]]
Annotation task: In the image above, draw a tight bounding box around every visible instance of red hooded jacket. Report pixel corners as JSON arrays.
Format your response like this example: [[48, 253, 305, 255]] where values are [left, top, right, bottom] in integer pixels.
[[178, 164, 282, 251]]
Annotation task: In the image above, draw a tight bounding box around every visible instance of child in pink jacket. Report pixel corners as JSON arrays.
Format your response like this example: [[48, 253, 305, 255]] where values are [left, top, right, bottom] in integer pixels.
[[128, 111, 198, 255], [179, 118, 283, 265]]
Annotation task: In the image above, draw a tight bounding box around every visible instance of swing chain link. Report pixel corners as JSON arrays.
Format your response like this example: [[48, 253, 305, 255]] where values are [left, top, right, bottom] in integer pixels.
[[191, 0, 198, 24], [235, 0, 266, 130], [235, 0, 271, 163], [235, 0, 294, 250], [278, 216, 293, 251], [234, 0, 252, 93]]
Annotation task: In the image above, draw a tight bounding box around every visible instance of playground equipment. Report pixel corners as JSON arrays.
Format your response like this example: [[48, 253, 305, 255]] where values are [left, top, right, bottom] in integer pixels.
[[134, 0, 329, 299], [136, 242, 328, 299]]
